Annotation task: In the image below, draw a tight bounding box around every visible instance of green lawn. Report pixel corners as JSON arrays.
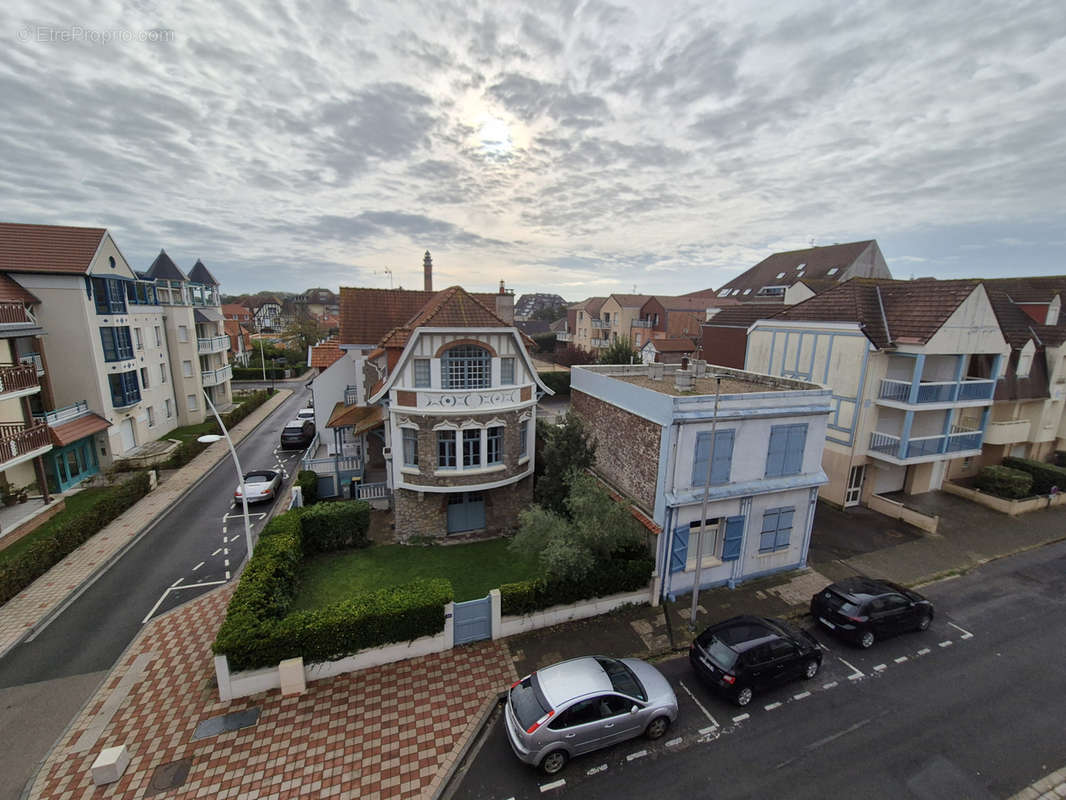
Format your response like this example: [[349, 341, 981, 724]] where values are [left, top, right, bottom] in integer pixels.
[[0, 488, 111, 565], [290, 538, 541, 610], [160, 420, 219, 444]]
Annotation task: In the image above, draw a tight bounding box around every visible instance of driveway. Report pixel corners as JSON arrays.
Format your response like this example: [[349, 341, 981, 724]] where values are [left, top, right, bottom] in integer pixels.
[[807, 501, 924, 579]]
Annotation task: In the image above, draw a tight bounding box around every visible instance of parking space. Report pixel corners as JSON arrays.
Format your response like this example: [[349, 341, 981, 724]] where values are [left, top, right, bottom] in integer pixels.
[[445, 611, 977, 800]]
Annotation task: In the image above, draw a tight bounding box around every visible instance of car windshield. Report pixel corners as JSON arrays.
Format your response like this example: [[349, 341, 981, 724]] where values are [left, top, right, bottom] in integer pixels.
[[244, 475, 271, 484], [510, 674, 551, 730], [822, 590, 863, 617], [595, 657, 647, 701], [697, 633, 739, 671]]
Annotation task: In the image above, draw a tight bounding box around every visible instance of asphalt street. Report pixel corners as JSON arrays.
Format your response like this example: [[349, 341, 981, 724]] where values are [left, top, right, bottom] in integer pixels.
[[0, 386, 310, 800], [448, 539, 1066, 800]]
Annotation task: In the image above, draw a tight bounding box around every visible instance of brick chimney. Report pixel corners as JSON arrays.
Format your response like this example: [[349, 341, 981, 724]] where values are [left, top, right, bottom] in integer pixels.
[[495, 280, 514, 323], [423, 250, 433, 292]]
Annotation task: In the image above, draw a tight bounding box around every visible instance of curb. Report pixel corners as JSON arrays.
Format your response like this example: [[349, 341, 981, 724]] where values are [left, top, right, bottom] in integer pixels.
[[429, 690, 507, 800], [0, 389, 293, 661]]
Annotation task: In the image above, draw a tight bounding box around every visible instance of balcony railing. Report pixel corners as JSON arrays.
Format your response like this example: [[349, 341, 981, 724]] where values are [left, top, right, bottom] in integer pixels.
[[590, 338, 610, 348], [201, 364, 233, 387], [555, 332, 573, 342], [878, 378, 996, 405], [0, 421, 51, 465], [18, 353, 44, 376], [0, 302, 36, 327], [34, 401, 90, 426], [344, 385, 360, 406], [983, 418, 1031, 445], [197, 335, 229, 354], [0, 363, 40, 395], [631, 319, 653, 328], [590, 319, 610, 329], [869, 428, 984, 460]]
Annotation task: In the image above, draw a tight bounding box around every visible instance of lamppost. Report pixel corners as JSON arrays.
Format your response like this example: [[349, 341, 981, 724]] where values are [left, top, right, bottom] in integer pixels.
[[198, 389, 254, 560]]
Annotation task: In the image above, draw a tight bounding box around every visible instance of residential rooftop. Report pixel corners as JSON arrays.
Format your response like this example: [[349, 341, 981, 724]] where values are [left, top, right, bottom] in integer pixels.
[[580, 363, 823, 396]]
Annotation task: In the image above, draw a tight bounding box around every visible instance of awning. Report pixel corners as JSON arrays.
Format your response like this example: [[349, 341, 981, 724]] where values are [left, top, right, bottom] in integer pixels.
[[325, 403, 384, 434], [194, 308, 223, 323], [48, 413, 111, 447]]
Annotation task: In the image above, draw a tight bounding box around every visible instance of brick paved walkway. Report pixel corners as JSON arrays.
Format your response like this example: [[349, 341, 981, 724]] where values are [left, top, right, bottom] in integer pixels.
[[29, 585, 516, 800], [0, 391, 291, 659]]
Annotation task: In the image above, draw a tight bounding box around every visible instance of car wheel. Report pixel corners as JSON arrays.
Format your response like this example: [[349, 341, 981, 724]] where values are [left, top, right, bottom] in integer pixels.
[[803, 659, 820, 679], [540, 750, 568, 775], [916, 614, 932, 632], [859, 630, 875, 649], [645, 716, 670, 740], [735, 687, 753, 707]]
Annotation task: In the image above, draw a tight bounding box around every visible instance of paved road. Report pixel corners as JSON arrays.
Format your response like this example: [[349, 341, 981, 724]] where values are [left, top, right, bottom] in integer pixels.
[[448, 539, 1066, 800], [0, 386, 310, 800]]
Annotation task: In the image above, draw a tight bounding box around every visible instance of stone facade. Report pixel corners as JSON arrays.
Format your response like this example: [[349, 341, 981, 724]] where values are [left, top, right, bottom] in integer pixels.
[[571, 389, 660, 511], [401, 409, 529, 489], [393, 476, 532, 538]]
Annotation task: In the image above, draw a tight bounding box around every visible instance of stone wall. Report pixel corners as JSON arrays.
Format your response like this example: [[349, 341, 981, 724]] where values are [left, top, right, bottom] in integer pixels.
[[393, 476, 532, 538], [571, 389, 660, 511], [403, 408, 528, 488]]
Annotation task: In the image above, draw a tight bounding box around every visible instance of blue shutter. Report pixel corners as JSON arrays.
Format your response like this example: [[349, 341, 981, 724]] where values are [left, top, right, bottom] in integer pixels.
[[722, 516, 744, 561], [760, 509, 780, 552], [784, 425, 808, 475], [669, 526, 689, 573], [692, 432, 711, 486], [776, 508, 795, 550], [711, 430, 734, 484], [766, 427, 787, 477]]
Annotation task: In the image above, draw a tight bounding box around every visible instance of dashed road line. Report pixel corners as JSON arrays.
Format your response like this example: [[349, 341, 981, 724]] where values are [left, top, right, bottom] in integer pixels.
[[794, 691, 811, 700], [873, 664, 887, 672], [838, 657, 865, 680], [225, 570, 231, 580], [587, 764, 608, 775], [732, 713, 750, 723], [626, 750, 648, 762], [211, 548, 222, 556], [540, 779, 565, 792], [948, 622, 974, 639], [764, 702, 782, 711], [894, 656, 908, 664], [939, 640, 953, 648], [678, 680, 719, 730], [221, 526, 227, 534], [917, 647, 931, 656], [698, 724, 717, 735], [224, 559, 230, 568], [192, 561, 204, 571], [223, 548, 229, 556], [822, 681, 838, 690], [665, 737, 683, 748]]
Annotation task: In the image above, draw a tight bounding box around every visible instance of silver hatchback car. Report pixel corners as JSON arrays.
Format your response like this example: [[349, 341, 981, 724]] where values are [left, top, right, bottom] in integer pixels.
[[505, 655, 678, 775]]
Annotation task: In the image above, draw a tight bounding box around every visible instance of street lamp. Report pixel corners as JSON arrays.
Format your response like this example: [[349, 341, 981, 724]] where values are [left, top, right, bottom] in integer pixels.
[[198, 390, 254, 560]]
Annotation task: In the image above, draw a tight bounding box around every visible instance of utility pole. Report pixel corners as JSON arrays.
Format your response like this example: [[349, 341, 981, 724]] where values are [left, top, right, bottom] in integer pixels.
[[689, 375, 722, 631]]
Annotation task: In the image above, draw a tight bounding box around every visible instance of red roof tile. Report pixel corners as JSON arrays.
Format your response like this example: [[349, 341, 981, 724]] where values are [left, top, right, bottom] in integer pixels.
[[0, 273, 39, 304], [647, 337, 696, 352], [48, 412, 111, 446], [339, 287, 501, 346], [0, 222, 107, 274], [310, 340, 343, 369]]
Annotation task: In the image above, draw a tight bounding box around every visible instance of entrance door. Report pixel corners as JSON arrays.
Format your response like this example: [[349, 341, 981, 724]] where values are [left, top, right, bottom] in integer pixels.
[[446, 492, 486, 533], [119, 419, 136, 453], [845, 465, 865, 507]]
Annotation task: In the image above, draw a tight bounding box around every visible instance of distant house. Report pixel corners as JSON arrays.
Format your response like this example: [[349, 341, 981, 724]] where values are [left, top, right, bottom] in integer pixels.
[[514, 292, 566, 321], [221, 303, 252, 322], [640, 337, 696, 365], [247, 297, 282, 331], [700, 305, 782, 369], [225, 319, 253, 365]]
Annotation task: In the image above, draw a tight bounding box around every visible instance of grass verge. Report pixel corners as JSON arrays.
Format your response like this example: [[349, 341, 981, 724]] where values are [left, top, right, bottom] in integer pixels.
[[0, 488, 111, 565]]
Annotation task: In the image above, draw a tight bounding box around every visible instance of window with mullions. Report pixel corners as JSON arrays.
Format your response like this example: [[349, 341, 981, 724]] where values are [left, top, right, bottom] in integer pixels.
[[437, 430, 457, 468], [519, 419, 529, 458], [462, 429, 481, 467], [442, 345, 490, 389], [402, 428, 418, 467], [125, 281, 157, 305], [92, 277, 127, 314], [108, 371, 140, 407], [759, 507, 795, 553], [100, 327, 134, 362], [501, 357, 515, 385], [413, 359, 431, 388], [486, 426, 503, 464]]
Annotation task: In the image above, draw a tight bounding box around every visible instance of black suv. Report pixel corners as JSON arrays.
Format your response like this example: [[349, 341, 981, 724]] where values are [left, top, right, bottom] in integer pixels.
[[810, 576, 934, 649], [280, 419, 315, 450], [689, 616, 822, 707]]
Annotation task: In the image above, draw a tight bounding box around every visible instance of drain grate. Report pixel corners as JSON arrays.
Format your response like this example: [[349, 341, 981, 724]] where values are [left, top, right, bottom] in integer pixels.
[[191, 707, 260, 741], [147, 758, 192, 795]]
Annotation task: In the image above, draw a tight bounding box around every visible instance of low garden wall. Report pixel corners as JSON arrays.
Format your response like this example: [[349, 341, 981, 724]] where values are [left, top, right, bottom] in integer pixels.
[[868, 493, 939, 533], [497, 585, 651, 638], [942, 481, 1066, 516]]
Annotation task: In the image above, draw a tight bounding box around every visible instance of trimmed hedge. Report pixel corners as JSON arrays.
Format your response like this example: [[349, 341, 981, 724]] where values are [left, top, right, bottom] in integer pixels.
[[0, 473, 153, 605], [300, 501, 371, 554], [500, 553, 654, 616], [164, 390, 273, 469], [213, 504, 449, 670], [974, 465, 1033, 499], [1002, 456, 1066, 495], [232, 367, 289, 380], [296, 470, 319, 505], [537, 370, 571, 395]]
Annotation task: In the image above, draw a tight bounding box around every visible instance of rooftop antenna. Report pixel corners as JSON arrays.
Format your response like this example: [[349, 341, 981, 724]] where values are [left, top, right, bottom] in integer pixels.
[[808, 236, 815, 247], [383, 268, 393, 289]]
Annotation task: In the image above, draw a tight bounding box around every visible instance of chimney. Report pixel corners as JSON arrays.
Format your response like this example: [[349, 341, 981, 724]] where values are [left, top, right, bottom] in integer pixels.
[[499, 280, 506, 295], [423, 250, 433, 292], [495, 280, 514, 323], [675, 360, 694, 392]]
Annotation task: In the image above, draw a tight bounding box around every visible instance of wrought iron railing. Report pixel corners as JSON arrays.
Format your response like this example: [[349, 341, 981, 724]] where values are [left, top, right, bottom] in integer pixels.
[[0, 363, 40, 395]]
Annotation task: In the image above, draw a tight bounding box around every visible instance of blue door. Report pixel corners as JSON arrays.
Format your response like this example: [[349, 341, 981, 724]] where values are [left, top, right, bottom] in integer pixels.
[[447, 492, 485, 533], [453, 594, 492, 644]]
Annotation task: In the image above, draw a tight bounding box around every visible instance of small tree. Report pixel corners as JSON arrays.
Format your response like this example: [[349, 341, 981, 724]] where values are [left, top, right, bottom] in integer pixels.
[[598, 337, 638, 365], [534, 413, 596, 517]]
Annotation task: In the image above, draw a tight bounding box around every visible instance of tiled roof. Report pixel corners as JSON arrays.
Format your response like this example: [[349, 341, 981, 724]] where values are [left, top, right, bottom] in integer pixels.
[[338, 286, 503, 347], [221, 303, 252, 319], [606, 294, 650, 308], [144, 249, 187, 281], [0, 222, 106, 274], [310, 340, 343, 369], [0, 273, 39, 304], [407, 286, 509, 328], [48, 412, 111, 446], [704, 305, 782, 328], [716, 240, 877, 297], [982, 277, 1066, 349], [326, 403, 384, 431], [187, 259, 219, 286], [647, 337, 696, 352], [569, 296, 607, 315], [652, 296, 715, 312]]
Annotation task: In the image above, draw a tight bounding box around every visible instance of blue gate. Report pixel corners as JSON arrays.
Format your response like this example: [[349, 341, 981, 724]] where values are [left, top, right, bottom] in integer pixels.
[[453, 594, 492, 645]]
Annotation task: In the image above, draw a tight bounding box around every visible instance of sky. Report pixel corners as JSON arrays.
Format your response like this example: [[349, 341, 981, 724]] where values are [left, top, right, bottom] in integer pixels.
[[2, 0, 1065, 301]]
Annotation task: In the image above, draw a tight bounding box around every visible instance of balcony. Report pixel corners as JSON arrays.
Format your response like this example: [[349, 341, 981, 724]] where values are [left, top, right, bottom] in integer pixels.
[[869, 428, 983, 462], [0, 421, 52, 467], [0, 362, 40, 398], [0, 302, 38, 329], [591, 319, 610, 329], [877, 378, 996, 407], [344, 385, 360, 406], [34, 401, 90, 425], [18, 353, 44, 376], [590, 338, 611, 348], [201, 364, 233, 387], [197, 335, 229, 355], [631, 319, 653, 329], [983, 418, 1032, 445], [555, 332, 573, 342]]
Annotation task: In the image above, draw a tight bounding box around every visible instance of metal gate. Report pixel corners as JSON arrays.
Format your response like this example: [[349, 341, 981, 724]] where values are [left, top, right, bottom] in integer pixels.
[[453, 594, 492, 645]]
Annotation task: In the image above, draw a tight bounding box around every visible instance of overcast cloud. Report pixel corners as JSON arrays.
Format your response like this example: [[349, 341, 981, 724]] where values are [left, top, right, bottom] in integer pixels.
[[1, 0, 1064, 298]]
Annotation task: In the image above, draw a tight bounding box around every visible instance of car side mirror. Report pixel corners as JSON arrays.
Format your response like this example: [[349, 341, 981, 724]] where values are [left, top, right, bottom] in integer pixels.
[[630, 705, 640, 714]]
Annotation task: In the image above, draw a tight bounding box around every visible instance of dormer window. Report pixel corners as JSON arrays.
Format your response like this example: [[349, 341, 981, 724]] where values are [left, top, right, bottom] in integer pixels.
[[1017, 340, 1036, 379], [718, 288, 730, 297], [1047, 295, 1061, 326], [443, 344, 490, 389]]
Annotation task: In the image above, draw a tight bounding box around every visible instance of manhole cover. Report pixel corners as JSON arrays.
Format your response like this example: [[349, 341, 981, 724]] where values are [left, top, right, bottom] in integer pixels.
[[147, 758, 192, 795], [191, 707, 260, 741]]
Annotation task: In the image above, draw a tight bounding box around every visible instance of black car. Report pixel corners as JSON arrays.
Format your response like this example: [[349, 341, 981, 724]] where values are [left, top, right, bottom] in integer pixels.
[[280, 419, 315, 449], [689, 615, 822, 707], [810, 576, 934, 649]]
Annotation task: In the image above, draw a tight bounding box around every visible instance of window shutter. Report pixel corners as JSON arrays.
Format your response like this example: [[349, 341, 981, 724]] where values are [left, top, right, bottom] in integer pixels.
[[784, 425, 808, 475], [669, 526, 689, 573], [766, 427, 787, 477], [711, 430, 734, 484], [722, 516, 744, 561], [692, 432, 711, 486], [776, 508, 795, 549]]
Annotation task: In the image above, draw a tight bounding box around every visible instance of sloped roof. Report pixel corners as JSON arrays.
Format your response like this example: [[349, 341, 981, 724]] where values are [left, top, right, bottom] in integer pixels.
[[652, 295, 716, 312], [326, 403, 384, 431], [0, 222, 107, 274], [144, 249, 187, 281], [187, 259, 219, 286], [0, 273, 39, 304], [310, 340, 343, 369], [223, 319, 250, 342], [338, 286, 502, 346], [569, 296, 607, 315], [221, 303, 252, 319], [646, 337, 696, 353], [374, 286, 516, 352], [715, 240, 876, 298], [48, 412, 111, 446], [982, 276, 1066, 349], [704, 305, 783, 328], [606, 293, 650, 309]]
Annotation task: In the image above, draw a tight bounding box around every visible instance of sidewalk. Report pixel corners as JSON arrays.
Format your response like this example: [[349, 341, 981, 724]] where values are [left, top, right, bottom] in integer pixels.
[[0, 389, 292, 660]]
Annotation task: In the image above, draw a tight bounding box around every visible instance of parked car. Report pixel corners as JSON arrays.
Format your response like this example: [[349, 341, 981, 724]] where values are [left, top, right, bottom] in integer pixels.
[[689, 615, 821, 707], [280, 419, 315, 449], [296, 407, 315, 421], [234, 470, 282, 504], [810, 576, 934, 649], [505, 655, 678, 775]]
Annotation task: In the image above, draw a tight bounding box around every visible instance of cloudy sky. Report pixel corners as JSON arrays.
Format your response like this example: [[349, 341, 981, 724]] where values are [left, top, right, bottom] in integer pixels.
[[2, 0, 1065, 299]]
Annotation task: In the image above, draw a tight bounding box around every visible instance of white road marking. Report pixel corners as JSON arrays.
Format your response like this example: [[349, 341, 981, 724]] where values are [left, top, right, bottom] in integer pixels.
[[211, 548, 222, 556], [586, 764, 607, 775], [225, 571, 231, 580], [665, 737, 683, 748], [176, 580, 227, 590], [939, 640, 953, 648], [732, 713, 750, 723], [221, 526, 227, 534], [223, 548, 229, 556], [793, 691, 811, 700], [822, 682, 838, 690], [948, 622, 974, 639], [540, 779, 565, 792], [626, 750, 647, 762], [224, 559, 230, 568], [678, 680, 718, 729], [808, 717, 872, 750], [764, 702, 782, 711], [699, 724, 717, 735], [192, 562, 204, 571], [837, 657, 865, 680], [223, 512, 265, 521], [894, 656, 908, 664], [873, 664, 887, 672], [917, 647, 931, 656], [170, 578, 183, 588]]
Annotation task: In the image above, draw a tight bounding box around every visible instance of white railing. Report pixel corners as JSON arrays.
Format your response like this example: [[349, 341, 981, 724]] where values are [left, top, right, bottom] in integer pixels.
[[201, 364, 233, 387], [198, 335, 229, 354], [412, 386, 525, 410], [555, 332, 573, 342], [354, 482, 390, 500], [631, 319, 653, 328], [591, 319, 610, 329], [879, 377, 997, 404], [34, 400, 89, 425]]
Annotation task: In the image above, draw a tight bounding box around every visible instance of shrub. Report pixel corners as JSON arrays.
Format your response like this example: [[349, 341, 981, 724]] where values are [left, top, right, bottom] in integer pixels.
[[1002, 457, 1066, 495], [499, 554, 653, 616], [296, 470, 319, 505], [537, 370, 571, 395], [0, 473, 153, 605], [974, 465, 1033, 499], [299, 501, 371, 554]]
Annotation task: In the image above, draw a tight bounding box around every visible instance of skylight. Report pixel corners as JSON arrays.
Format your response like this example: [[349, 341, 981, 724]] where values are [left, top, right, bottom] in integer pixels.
[[796, 262, 806, 270], [827, 267, 839, 275], [776, 272, 786, 279], [742, 288, 751, 295], [718, 288, 730, 296]]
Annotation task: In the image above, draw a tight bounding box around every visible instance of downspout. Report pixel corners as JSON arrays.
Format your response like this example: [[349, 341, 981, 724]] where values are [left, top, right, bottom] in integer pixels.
[[659, 420, 682, 604]]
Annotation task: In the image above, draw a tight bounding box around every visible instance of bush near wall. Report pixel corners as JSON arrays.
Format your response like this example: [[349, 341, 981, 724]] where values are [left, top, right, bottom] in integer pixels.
[[164, 390, 272, 469], [296, 470, 319, 505], [232, 367, 288, 380], [974, 465, 1033, 499], [0, 473, 153, 605], [213, 504, 449, 671], [1002, 457, 1066, 495], [499, 551, 653, 616], [537, 370, 571, 395], [299, 501, 370, 554]]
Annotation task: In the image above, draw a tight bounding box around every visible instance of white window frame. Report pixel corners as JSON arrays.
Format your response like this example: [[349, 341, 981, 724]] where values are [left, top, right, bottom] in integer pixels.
[[178, 325, 188, 343], [187, 393, 198, 412]]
